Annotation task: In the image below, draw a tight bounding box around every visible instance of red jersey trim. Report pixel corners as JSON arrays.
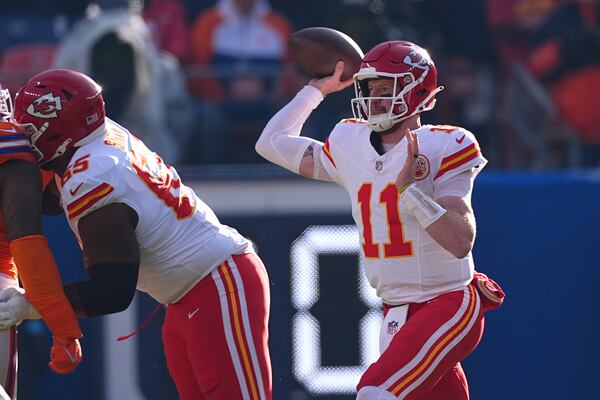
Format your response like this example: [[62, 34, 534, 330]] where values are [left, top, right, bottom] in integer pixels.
[[435, 143, 480, 179], [66, 183, 114, 220], [322, 138, 336, 168]]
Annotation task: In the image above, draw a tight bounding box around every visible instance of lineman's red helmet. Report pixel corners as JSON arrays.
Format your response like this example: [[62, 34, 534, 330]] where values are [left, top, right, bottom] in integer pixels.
[[13, 69, 106, 164]]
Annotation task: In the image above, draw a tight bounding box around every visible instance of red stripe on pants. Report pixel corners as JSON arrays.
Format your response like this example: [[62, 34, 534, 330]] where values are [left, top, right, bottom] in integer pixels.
[[162, 253, 272, 400], [217, 261, 261, 399], [358, 285, 484, 400]]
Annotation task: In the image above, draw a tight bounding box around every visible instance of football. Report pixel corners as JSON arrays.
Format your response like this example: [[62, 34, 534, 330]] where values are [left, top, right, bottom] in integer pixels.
[[289, 27, 364, 81]]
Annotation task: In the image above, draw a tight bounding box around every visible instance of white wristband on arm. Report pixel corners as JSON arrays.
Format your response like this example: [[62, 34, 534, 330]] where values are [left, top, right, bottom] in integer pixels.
[[400, 183, 447, 228]]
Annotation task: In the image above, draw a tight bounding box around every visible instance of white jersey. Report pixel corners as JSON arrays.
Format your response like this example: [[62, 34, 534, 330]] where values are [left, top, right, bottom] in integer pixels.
[[58, 119, 253, 304], [319, 120, 487, 304]]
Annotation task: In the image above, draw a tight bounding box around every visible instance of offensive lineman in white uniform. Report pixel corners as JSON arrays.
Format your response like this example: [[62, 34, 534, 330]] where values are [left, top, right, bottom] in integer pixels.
[[0, 69, 273, 400], [255, 41, 504, 400]]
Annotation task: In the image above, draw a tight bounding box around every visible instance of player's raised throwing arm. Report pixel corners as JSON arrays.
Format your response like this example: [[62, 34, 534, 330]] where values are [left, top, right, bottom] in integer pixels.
[[256, 61, 353, 180]]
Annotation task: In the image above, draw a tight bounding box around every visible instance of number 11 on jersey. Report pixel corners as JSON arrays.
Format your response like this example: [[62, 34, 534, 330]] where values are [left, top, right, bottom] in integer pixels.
[[358, 183, 413, 259]]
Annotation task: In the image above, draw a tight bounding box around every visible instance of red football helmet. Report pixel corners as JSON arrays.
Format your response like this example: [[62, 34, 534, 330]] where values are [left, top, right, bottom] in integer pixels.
[[0, 84, 11, 122], [13, 69, 106, 165], [351, 41, 443, 132]]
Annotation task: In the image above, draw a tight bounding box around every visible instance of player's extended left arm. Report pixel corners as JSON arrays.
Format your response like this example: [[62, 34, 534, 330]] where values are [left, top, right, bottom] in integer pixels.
[[399, 179, 476, 259], [423, 196, 475, 259]]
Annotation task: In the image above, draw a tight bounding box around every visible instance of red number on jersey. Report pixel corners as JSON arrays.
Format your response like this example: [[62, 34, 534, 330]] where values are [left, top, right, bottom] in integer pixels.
[[128, 137, 195, 219], [104, 127, 195, 219], [358, 183, 413, 259], [358, 183, 379, 257], [63, 154, 90, 184]]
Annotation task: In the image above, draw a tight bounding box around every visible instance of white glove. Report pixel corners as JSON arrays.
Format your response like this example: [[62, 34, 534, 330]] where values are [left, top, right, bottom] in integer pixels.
[[0, 287, 41, 329]]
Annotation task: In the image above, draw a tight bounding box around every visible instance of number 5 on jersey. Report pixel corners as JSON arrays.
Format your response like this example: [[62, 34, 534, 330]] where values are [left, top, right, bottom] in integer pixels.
[[358, 183, 413, 259]]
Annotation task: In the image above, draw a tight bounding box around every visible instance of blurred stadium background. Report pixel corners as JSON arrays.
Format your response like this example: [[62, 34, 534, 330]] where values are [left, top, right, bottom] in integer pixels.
[[2, 0, 599, 399]]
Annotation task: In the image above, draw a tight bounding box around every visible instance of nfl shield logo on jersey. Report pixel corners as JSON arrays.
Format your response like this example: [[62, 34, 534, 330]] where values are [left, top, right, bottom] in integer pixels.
[[387, 320, 399, 335]]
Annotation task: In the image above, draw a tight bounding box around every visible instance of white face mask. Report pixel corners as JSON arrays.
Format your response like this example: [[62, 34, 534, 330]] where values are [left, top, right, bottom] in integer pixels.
[[0, 87, 12, 122]]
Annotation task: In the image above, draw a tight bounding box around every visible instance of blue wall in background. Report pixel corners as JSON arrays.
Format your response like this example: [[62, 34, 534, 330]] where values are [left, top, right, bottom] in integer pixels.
[[464, 171, 600, 399], [18, 171, 600, 400]]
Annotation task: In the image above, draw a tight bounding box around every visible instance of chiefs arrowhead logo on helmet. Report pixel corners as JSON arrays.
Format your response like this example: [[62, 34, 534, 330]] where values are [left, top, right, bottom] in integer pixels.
[[26, 92, 63, 119], [403, 50, 430, 71]]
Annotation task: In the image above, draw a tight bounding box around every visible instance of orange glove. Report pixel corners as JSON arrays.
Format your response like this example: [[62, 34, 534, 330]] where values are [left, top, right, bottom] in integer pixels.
[[49, 337, 82, 374]]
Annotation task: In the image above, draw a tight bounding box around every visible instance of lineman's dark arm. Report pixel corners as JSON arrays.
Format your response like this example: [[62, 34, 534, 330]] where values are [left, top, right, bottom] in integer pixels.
[[42, 179, 64, 216], [0, 159, 43, 240], [63, 203, 140, 317]]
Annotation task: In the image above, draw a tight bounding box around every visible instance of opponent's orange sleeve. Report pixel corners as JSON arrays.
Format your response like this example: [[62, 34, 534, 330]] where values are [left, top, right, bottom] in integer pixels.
[[0, 224, 17, 281], [0, 122, 49, 281], [9, 235, 82, 339], [41, 170, 56, 190]]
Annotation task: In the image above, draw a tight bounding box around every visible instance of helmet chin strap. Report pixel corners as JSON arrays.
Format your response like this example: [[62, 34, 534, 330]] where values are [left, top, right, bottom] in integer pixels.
[[368, 99, 407, 132], [53, 138, 73, 159], [38, 138, 73, 166], [367, 97, 407, 132], [26, 121, 72, 165], [369, 113, 398, 132]]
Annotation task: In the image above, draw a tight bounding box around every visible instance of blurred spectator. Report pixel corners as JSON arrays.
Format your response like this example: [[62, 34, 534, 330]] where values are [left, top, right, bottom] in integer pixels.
[[486, 0, 560, 73], [415, 0, 499, 165], [273, 0, 387, 50], [271, 0, 390, 145], [525, 0, 600, 166], [0, 0, 84, 94], [485, 0, 561, 168], [0, 44, 57, 94], [143, 0, 191, 63], [52, 0, 193, 164], [188, 0, 295, 163], [180, 0, 215, 24], [189, 0, 293, 104]]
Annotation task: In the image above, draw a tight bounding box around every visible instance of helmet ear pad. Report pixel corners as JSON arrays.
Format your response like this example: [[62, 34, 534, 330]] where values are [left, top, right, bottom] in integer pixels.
[[13, 69, 106, 164]]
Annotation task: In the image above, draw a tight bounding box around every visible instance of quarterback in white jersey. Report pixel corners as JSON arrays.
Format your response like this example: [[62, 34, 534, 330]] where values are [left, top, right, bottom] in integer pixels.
[[3, 69, 273, 400], [322, 120, 485, 305], [256, 40, 504, 400]]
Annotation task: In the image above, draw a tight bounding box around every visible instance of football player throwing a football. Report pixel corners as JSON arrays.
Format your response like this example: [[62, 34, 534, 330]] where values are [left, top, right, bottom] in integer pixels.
[[256, 40, 504, 400]]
